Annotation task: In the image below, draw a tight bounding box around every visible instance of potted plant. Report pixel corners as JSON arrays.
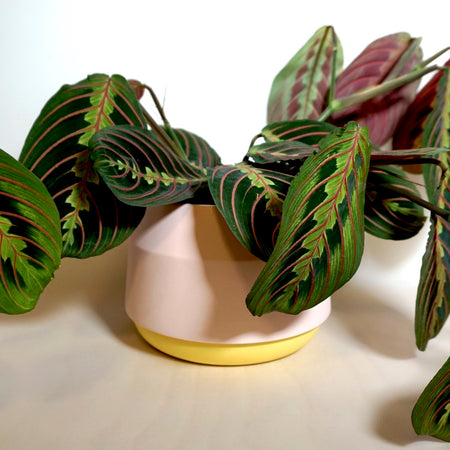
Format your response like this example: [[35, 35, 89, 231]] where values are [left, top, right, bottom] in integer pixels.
[[0, 25, 448, 441]]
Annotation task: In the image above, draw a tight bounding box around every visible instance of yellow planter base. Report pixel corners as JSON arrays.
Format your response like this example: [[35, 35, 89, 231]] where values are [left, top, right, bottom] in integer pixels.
[[135, 324, 319, 366]]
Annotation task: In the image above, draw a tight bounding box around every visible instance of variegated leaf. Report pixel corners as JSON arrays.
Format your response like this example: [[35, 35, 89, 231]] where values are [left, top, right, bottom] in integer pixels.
[[370, 147, 450, 162], [19, 74, 146, 258], [170, 128, 221, 170], [90, 125, 208, 207], [332, 33, 422, 147], [415, 67, 450, 350], [0, 148, 62, 314], [393, 59, 450, 152], [267, 26, 343, 123], [246, 120, 337, 173], [261, 120, 337, 144], [422, 67, 450, 201], [246, 141, 314, 166], [364, 166, 426, 240], [412, 357, 450, 442], [247, 122, 371, 315], [207, 163, 293, 260]]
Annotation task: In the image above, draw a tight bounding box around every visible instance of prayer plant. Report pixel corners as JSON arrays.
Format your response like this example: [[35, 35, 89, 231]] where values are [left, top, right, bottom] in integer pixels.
[[0, 26, 449, 441]]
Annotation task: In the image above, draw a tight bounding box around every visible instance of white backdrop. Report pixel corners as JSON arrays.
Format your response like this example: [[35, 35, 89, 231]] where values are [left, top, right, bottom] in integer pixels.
[[0, 0, 448, 163], [1, 4, 450, 449]]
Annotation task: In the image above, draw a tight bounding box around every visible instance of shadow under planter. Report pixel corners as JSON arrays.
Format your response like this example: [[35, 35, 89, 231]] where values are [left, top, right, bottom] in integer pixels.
[[125, 204, 331, 365]]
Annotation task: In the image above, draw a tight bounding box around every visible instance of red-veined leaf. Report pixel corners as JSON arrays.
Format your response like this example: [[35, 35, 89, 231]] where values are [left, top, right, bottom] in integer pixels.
[[247, 122, 371, 315], [246, 141, 314, 165], [393, 59, 450, 152], [90, 125, 208, 207], [0, 148, 62, 314], [370, 147, 449, 162], [364, 166, 426, 240], [267, 26, 342, 123], [207, 163, 293, 260], [415, 67, 450, 350], [19, 74, 146, 258], [261, 120, 337, 144], [170, 128, 221, 169], [332, 33, 422, 147], [412, 357, 450, 442], [245, 120, 337, 173], [422, 67, 450, 200]]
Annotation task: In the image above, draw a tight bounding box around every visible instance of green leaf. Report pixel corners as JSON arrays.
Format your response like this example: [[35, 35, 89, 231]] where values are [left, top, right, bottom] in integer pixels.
[[19, 74, 146, 258], [260, 120, 337, 144], [0, 148, 62, 314], [19, 74, 147, 258], [412, 357, 450, 442], [246, 141, 314, 166], [416, 209, 450, 350], [245, 120, 337, 173], [207, 163, 293, 260], [370, 147, 450, 162], [423, 67, 450, 201], [169, 128, 221, 169], [247, 122, 371, 315], [415, 67, 450, 350], [90, 125, 208, 207], [332, 33, 422, 147], [364, 166, 426, 240], [267, 26, 342, 123]]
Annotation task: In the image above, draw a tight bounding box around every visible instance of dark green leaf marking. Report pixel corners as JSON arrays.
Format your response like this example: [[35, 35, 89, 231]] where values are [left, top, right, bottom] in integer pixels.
[[247, 122, 371, 315], [0, 148, 62, 313]]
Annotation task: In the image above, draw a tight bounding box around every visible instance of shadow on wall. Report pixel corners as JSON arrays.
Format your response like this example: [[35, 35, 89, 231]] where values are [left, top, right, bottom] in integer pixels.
[[329, 227, 429, 360]]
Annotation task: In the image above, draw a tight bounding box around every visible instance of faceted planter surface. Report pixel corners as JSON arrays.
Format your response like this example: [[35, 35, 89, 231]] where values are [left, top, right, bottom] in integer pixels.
[[125, 204, 331, 365]]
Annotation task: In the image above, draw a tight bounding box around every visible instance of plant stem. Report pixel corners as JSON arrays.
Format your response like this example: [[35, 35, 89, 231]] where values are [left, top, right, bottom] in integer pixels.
[[318, 106, 333, 122], [318, 44, 450, 122], [370, 153, 448, 186], [143, 85, 170, 126], [329, 65, 440, 113], [140, 107, 183, 157], [249, 133, 263, 148], [140, 86, 187, 160], [371, 155, 446, 169], [385, 37, 422, 81], [421, 46, 450, 68], [380, 183, 450, 221]]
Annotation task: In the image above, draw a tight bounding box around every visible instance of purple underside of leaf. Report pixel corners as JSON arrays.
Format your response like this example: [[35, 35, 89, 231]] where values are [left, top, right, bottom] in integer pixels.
[[333, 32, 412, 104], [393, 60, 450, 150], [331, 32, 421, 147]]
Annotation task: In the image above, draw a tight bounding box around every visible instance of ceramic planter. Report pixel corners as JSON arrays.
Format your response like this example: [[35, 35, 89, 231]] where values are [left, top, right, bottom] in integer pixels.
[[125, 204, 331, 365]]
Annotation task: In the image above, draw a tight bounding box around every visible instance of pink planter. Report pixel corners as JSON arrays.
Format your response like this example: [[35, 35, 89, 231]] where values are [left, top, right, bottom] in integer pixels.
[[125, 204, 331, 365]]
